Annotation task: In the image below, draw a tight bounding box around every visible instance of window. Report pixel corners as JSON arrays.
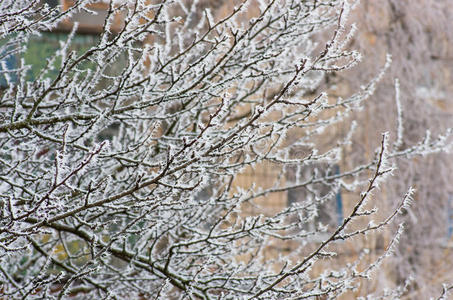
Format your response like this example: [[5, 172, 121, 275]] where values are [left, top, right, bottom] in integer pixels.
[[287, 163, 344, 241], [1, 30, 128, 87], [0, 45, 18, 89], [44, 0, 60, 8], [333, 164, 344, 226], [447, 193, 453, 239], [25, 32, 99, 81]]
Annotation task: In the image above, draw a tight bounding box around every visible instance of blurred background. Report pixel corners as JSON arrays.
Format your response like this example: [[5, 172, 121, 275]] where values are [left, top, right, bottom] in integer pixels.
[[5, 0, 452, 298]]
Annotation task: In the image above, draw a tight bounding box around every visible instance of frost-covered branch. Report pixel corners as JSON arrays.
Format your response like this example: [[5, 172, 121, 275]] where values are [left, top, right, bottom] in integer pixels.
[[0, 0, 451, 299]]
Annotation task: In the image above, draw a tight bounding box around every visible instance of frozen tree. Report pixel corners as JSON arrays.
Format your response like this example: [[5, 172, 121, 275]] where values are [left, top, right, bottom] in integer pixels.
[[325, 1, 453, 297], [0, 0, 451, 299]]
